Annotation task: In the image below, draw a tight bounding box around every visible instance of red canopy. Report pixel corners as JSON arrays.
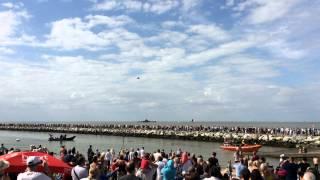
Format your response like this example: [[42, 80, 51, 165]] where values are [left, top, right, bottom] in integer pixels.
[[0, 151, 71, 174]]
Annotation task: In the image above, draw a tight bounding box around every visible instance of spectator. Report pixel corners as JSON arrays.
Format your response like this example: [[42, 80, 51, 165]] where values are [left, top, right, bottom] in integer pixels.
[[303, 171, 316, 180], [0, 160, 10, 180], [283, 157, 299, 180], [161, 160, 176, 180], [17, 156, 51, 180], [250, 169, 263, 180], [119, 162, 141, 180], [71, 156, 88, 180], [240, 168, 251, 180], [233, 159, 246, 178]]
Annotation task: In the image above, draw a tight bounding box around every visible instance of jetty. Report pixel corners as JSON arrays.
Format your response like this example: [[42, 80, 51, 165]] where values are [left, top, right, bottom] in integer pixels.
[[0, 123, 319, 148]]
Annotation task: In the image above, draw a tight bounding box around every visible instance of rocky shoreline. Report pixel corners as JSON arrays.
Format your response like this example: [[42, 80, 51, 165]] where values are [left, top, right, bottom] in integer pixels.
[[0, 123, 318, 148]]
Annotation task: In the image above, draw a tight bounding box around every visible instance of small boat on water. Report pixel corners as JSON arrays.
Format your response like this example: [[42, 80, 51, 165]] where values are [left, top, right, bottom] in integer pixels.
[[138, 119, 156, 123], [221, 144, 262, 152], [48, 134, 76, 141]]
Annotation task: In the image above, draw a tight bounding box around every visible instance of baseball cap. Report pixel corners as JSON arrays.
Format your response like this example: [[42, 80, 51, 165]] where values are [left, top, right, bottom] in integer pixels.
[[27, 156, 43, 166]]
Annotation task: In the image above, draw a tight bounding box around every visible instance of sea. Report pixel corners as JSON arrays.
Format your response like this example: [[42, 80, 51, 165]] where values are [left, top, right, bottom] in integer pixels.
[[0, 121, 314, 168]]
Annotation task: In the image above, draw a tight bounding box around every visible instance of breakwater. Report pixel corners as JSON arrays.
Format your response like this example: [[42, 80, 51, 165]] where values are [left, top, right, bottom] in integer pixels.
[[0, 123, 319, 148]]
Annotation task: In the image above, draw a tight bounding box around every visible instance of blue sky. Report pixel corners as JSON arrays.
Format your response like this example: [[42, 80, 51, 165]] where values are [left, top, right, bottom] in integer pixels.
[[0, 0, 319, 122]]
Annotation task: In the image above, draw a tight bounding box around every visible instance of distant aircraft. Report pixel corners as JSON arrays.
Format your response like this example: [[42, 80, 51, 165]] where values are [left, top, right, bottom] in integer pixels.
[[136, 77, 140, 79]]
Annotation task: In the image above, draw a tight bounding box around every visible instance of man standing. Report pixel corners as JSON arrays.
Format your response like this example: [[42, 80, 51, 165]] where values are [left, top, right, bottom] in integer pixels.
[[208, 152, 219, 168], [283, 157, 299, 180], [140, 147, 145, 158], [0, 144, 7, 155], [233, 159, 246, 179], [104, 149, 112, 169], [87, 145, 93, 163], [154, 149, 162, 161], [155, 156, 165, 180], [71, 156, 88, 180], [119, 162, 141, 180], [17, 156, 51, 180]]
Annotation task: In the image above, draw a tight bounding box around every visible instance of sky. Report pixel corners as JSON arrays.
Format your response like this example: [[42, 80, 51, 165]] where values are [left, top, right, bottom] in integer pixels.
[[0, 0, 319, 122]]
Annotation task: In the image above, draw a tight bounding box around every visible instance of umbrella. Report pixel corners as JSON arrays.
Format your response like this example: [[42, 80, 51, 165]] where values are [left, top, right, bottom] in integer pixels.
[[0, 151, 71, 173]]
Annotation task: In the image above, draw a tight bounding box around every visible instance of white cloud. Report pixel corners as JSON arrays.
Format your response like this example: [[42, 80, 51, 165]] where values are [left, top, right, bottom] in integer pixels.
[[0, 47, 15, 54], [149, 0, 179, 14], [247, 0, 300, 24], [183, 37, 261, 67], [187, 24, 230, 42], [44, 15, 135, 50], [161, 21, 185, 29], [146, 30, 188, 47], [92, 0, 180, 14], [85, 15, 134, 28], [1, 2, 24, 9], [263, 40, 306, 59], [0, 6, 32, 47], [0, 10, 24, 41], [93, 0, 117, 11], [229, 0, 301, 24], [225, 0, 235, 7], [122, 1, 142, 11], [181, 0, 198, 12], [0, 0, 318, 121]]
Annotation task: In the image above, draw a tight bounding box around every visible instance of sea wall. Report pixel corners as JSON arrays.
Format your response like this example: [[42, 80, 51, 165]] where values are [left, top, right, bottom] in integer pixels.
[[0, 123, 318, 148]]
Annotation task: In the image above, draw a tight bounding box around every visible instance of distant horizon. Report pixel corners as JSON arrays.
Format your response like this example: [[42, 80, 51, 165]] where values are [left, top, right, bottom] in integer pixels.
[[1, 119, 319, 123], [0, 0, 319, 121]]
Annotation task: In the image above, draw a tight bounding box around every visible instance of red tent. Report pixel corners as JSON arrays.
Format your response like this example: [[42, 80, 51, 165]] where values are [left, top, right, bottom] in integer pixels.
[[0, 151, 71, 174]]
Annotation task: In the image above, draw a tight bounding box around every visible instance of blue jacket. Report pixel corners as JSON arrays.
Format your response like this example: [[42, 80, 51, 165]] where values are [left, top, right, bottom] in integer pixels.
[[161, 160, 176, 180]]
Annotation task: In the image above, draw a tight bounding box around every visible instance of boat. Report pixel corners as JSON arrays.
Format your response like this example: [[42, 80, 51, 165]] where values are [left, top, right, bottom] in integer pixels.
[[48, 135, 76, 141], [220, 144, 262, 152], [138, 119, 156, 123]]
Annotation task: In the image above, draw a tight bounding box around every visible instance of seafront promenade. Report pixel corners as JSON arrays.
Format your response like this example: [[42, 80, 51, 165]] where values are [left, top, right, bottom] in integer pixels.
[[0, 123, 319, 148]]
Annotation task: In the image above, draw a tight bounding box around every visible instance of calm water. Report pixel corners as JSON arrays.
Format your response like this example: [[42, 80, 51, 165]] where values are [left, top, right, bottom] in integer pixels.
[[0, 130, 298, 168]]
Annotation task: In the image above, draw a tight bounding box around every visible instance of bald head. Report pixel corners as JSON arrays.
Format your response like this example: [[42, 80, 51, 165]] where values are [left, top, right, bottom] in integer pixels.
[[303, 172, 316, 180]]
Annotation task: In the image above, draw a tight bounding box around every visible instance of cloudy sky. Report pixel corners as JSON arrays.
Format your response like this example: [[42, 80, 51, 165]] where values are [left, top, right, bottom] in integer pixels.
[[0, 0, 319, 122]]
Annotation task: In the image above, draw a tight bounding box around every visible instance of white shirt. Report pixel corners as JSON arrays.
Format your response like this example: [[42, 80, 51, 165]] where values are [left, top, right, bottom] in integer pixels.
[[104, 151, 112, 161], [71, 165, 88, 180], [17, 171, 51, 180], [140, 149, 145, 158], [128, 151, 135, 161], [136, 150, 141, 157], [155, 161, 165, 180], [153, 152, 161, 161]]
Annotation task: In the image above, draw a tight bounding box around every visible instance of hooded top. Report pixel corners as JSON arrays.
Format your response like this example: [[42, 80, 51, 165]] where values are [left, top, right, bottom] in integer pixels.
[[161, 160, 176, 180], [181, 152, 188, 164], [140, 158, 150, 170]]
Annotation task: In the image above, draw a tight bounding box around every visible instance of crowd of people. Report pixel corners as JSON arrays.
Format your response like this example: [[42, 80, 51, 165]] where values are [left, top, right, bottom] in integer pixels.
[[0, 143, 319, 180], [65, 145, 320, 180]]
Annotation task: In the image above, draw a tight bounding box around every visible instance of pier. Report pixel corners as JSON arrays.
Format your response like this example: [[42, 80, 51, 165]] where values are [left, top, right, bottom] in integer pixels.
[[0, 123, 319, 148]]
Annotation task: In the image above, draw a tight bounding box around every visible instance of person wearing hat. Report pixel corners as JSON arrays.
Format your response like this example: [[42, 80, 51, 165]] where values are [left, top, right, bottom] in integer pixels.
[[0, 160, 10, 180], [17, 156, 51, 180]]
